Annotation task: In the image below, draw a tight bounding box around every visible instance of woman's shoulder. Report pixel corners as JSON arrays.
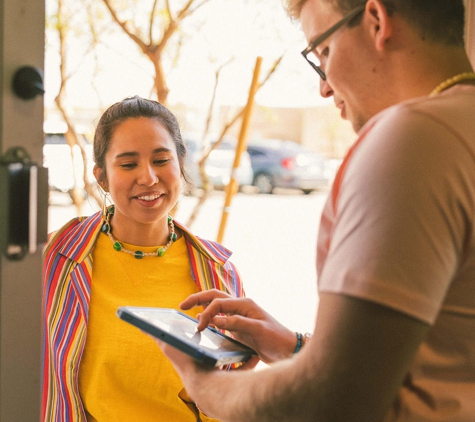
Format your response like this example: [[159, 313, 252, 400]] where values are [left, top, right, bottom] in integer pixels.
[[174, 219, 233, 264], [173, 220, 244, 295], [43, 211, 102, 258]]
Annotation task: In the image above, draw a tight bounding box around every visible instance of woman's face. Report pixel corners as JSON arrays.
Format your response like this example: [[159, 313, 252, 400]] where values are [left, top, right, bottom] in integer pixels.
[[95, 117, 182, 231]]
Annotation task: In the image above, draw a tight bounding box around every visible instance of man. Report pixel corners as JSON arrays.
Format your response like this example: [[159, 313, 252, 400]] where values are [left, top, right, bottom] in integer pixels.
[[155, 1, 475, 420]]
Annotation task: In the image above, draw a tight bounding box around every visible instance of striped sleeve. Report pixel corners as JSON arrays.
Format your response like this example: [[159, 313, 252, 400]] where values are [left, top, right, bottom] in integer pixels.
[[185, 239, 244, 298]]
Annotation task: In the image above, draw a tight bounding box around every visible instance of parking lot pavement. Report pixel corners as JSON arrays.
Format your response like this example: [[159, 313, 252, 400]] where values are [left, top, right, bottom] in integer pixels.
[[48, 189, 329, 335]]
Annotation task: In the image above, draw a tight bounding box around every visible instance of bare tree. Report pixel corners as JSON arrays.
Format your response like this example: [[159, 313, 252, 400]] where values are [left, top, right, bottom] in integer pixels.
[[51, 0, 102, 214], [101, 0, 211, 104], [48, 0, 291, 222], [186, 55, 283, 227]]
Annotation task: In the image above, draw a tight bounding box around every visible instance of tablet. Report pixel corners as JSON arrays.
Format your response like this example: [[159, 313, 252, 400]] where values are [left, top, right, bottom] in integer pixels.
[[117, 306, 256, 367]]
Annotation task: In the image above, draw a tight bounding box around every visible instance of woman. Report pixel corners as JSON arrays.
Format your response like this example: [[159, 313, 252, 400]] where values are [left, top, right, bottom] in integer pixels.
[[42, 96, 245, 421]]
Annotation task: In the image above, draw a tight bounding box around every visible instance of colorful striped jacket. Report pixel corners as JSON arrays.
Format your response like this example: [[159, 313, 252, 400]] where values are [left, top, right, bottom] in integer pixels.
[[41, 211, 244, 421]]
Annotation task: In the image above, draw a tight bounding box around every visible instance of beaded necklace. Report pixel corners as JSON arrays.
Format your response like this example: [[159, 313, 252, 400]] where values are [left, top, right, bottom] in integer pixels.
[[101, 205, 177, 259], [430, 72, 475, 96]]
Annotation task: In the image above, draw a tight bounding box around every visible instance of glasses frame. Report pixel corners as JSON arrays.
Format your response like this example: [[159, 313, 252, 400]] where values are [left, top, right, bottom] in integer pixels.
[[301, 4, 366, 81]]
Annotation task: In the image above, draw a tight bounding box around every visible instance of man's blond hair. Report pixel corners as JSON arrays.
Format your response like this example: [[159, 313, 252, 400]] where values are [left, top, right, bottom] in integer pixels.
[[283, 0, 465, 47]]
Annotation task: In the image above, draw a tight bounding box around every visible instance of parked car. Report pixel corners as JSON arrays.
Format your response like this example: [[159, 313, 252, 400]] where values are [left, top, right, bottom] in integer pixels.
[[323, 157, 343, 183], [43, 133, 94, 197], [247, 139, 329, 194], [184, 138, 254, 190]]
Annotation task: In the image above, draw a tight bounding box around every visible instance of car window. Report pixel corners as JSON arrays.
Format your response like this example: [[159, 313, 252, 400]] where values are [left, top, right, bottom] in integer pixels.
[[247, 148, 266, 157], [45, 133, 67, 145], [184, 139, 199, 152], [45, 133, 91, 147]]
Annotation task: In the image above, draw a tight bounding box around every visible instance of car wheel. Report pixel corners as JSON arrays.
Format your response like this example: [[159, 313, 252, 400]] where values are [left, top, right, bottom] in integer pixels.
[[302, 189, 314, 195], [254, 173, 274, 194]]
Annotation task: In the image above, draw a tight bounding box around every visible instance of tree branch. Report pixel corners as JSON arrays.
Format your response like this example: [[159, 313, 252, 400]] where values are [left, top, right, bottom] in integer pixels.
[[149, 0, 159, 44], [101, 0, 150, 53], [186, 56, 283, 227]]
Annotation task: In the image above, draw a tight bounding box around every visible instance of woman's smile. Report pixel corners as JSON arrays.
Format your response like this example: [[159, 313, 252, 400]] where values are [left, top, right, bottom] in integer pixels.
[[96, 116, 183, 245]]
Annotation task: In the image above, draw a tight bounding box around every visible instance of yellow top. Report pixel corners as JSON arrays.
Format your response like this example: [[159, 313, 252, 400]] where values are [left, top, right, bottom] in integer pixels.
[[78, 232, 214, 421]]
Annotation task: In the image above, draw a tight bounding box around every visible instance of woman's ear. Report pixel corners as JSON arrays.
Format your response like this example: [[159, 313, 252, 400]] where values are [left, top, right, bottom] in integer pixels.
[[93, 165, 107, 191], [365, 0, 393, 51]]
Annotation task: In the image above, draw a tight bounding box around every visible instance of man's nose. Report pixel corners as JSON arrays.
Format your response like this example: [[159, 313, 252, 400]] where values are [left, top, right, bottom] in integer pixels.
[[320, 77, 334, 98]]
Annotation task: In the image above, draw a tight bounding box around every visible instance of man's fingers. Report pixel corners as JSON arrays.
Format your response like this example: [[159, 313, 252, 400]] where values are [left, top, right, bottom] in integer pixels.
[[180, 289, 232, 310], [210, 314, 259, 335], [195, 298, 259, 331]]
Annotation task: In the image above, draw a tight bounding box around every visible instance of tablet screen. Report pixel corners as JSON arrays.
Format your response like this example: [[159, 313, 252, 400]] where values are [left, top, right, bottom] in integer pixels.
[[119, 307, 253, 355]]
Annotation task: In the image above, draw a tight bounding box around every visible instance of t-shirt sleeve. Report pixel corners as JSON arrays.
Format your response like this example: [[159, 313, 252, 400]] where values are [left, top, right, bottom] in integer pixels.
[[318, 105, 474, 324]]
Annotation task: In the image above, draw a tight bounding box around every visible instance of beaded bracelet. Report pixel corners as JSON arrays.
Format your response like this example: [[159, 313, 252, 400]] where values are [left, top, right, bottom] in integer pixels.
[[293, 332, 303, 354], [293, 332, 312, 354]]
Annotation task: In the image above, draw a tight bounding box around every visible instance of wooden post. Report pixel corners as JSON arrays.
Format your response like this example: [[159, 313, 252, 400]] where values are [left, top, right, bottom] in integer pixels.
[[217, 56, 262, 243], [465, 0, 475, 67]]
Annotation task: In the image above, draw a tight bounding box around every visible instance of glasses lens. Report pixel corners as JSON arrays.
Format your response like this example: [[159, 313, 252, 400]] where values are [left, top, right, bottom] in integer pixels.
[[305, 53, 326, 80], [306, 53, 321, 71]]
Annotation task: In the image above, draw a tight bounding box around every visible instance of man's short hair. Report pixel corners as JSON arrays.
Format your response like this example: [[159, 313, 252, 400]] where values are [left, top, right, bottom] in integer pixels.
[[285, 0, 465, 47]]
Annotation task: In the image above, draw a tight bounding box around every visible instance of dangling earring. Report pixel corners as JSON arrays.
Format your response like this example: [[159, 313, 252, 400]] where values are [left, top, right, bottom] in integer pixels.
[[100, 185, 110, 219], [102, 192, 109, 218]]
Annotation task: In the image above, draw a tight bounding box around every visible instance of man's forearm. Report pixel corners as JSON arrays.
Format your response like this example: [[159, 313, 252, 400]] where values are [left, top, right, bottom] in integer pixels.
[[189, 354, 317, 422]]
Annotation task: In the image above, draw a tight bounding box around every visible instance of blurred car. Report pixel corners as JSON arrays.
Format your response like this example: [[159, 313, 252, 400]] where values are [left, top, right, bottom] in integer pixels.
[[184, 138, 254, 190], [247, 139, 329, 194], [43, 133, 94, 197], [323, 158, 343, 183]]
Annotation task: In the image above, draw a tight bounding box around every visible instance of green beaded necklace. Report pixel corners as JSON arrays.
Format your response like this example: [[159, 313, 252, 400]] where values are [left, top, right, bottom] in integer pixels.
[[101, 205, 177, 259]]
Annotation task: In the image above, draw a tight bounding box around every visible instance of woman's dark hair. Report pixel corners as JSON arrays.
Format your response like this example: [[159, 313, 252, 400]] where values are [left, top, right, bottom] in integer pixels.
[[285, 0, 465, 47], [93, 96, 190, 185]]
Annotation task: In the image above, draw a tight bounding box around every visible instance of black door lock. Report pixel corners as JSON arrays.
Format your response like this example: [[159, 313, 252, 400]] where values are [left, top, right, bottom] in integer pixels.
[[12, 66, 45, 100], [0, 147, 48, 260]]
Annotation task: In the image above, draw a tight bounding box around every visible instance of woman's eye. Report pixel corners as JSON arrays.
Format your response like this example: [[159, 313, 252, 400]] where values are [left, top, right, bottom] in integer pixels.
[[119, 162, 137, 169], [154, 158, 170, 165]]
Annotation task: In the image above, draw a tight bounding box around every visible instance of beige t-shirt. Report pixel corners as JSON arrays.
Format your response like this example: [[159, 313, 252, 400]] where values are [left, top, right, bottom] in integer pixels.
[[317, 85, 475, 421]]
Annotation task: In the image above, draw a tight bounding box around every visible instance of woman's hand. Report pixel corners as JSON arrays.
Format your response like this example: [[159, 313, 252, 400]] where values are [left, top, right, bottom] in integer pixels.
[[180, 290, 298, 364]]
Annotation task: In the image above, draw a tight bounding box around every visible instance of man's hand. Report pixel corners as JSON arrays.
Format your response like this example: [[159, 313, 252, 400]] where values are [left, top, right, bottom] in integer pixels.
[[180, 290, 297, 364]]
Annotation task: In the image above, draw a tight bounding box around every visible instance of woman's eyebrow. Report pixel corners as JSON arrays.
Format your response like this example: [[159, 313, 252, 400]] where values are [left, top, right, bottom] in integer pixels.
[[115, 151, 138, 159], [153, 147, 173, 154], [114, 147, 172, 159]]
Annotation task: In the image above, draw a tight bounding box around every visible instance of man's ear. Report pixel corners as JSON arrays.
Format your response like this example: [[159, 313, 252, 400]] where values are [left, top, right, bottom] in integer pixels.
[[365, 0, 393, 51]]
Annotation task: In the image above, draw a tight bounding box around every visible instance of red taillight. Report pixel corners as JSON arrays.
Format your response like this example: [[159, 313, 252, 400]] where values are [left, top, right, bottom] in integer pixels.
[[281, 157, 295, 170]]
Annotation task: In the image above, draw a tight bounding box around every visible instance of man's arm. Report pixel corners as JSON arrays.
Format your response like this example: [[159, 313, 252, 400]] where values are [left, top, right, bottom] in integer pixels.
[[157, 292, 429, 421]]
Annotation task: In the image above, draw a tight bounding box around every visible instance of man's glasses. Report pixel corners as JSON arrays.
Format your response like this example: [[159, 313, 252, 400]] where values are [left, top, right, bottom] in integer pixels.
[[301, 4, 366, 81]]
